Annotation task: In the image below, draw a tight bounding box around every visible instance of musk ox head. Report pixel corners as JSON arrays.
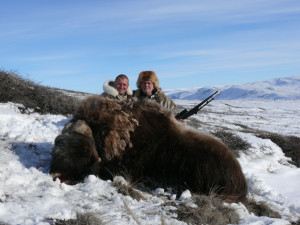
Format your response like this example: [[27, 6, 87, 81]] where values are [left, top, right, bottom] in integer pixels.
[[50, 120, 101, 184], [50, 134, 93, 183]]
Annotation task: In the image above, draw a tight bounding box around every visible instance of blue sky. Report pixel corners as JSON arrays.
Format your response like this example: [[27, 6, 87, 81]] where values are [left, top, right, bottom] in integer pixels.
[[1, 0, 300, 94]]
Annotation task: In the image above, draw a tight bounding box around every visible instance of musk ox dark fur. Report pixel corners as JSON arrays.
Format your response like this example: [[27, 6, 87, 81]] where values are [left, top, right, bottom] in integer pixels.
[[50, 95, 248, 202]]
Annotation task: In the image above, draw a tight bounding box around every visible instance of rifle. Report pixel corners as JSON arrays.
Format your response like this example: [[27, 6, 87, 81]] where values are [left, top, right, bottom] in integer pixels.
[[175, 90, 220, 120]]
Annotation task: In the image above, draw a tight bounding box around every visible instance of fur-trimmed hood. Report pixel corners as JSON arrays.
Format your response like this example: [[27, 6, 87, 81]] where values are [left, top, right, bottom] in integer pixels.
[[103, 80, 133, 97]]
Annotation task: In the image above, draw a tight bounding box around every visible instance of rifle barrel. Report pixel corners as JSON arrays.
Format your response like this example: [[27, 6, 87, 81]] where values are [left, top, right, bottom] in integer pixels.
[[176, 90, 220, 120]]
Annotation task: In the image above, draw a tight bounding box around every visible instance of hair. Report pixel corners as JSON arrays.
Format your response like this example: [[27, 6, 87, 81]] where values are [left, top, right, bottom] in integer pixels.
[[115, 74, 129, 83], [51, 96, 248, 202], [136, 71, 159, 89]]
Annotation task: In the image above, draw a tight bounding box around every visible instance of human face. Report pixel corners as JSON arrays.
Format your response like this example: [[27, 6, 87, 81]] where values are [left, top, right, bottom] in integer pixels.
[[141, 80, 154, 96], [114, 78, 129, 95]]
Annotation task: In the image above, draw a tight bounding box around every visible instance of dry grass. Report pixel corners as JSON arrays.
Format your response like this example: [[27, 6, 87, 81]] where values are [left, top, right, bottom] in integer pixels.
[[123, 200, 141, 225], [256, 132, 300, 167], [291, 217, 300, 225], [212, 129, 251, 157], [114, 176, 242, 224], [168, 194, 240, 225], [186, 117, 203, 129], [244, 198, 281, 219], [0, 222, 9, 225], [113, 176, 146, 201], [185, 117, 252, 157], [0, 70, 80, 116], [46, 213, 105, 225]]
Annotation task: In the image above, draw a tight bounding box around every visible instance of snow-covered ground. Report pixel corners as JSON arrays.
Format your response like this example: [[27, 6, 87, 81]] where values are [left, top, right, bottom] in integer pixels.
[[0, 100, 299, 225], [176, 99, 300, 137], [166, 76, 300, 100]]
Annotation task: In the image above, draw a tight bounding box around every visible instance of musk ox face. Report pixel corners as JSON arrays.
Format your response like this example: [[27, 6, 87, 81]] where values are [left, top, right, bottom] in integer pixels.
[[50, 133, 98, 184], [50, 96, 248, 202]]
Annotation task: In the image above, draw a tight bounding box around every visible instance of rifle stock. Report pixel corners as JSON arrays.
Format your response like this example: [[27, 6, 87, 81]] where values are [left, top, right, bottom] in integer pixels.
[[175, 90, 220, 120]]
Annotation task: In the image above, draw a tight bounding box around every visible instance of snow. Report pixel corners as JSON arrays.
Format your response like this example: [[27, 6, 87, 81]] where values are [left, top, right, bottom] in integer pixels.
[[175, 99, 300, 137], [165, 76, 300, 100], [0, 99, 300, 224]]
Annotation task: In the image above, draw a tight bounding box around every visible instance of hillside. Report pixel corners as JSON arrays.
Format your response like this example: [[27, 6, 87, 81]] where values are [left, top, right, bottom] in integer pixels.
[[166, 76, 300, 100], [0, 70, 91, 115]]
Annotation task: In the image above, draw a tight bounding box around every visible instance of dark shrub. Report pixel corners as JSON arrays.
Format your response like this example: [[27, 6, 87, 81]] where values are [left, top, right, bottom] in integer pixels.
[[169, 194, 240, 225], [244, 198, 281, 219], [186, 117, 203, 129], [184, 118, 251, 157], [212, 130, 251, 157], [47, 213, 104, 225], [256, 132, 300, 167], [0, 70, 81, 116], [291, 218, 300, 225]]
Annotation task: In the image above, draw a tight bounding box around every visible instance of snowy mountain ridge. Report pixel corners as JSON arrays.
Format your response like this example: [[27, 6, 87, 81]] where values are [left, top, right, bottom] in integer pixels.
[[165, 76, 300, 100]]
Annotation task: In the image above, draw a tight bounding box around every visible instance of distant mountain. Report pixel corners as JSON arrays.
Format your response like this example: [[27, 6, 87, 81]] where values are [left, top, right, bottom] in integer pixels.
[[165, 76, 300, 100]]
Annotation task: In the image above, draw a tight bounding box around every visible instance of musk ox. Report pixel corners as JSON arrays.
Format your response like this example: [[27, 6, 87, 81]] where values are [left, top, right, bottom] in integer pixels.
[[50, 95, 248, 202]]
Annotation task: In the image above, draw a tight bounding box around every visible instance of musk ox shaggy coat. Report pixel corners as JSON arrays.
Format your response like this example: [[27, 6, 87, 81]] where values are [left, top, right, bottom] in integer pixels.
[[50, 95, 248, 202]]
